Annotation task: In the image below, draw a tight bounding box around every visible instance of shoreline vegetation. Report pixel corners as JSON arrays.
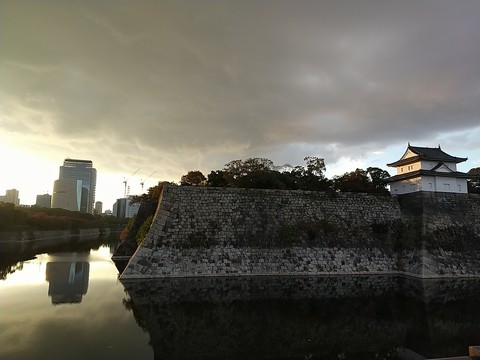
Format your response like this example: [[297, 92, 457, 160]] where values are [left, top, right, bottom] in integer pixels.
[[0, 202, 128, 233], [0, 203, 128, 255]]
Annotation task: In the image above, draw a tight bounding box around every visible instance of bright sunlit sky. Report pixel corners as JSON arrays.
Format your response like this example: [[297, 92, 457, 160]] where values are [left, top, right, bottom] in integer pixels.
[[1, 0, 480, 210]]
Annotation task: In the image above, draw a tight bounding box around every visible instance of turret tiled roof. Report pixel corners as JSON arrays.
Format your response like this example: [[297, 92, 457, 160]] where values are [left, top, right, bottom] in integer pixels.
[[387, 145, 467, 167], [385, 169, 472, 183]]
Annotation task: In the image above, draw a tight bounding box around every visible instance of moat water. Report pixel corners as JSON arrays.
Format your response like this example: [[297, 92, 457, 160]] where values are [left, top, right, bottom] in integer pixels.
[[1, 238, 479, 360]]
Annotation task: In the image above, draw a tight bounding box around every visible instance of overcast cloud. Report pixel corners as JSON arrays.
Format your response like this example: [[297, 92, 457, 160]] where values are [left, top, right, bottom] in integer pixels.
[[1, 0, 480, 186]]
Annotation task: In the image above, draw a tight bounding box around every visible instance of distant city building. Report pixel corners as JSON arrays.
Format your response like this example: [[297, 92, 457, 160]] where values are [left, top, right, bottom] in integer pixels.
[[113, 196, 140, 218], [51, 179, 82, 212], [386, 144, 471, 195], [0, 189, 20, 205], [55, 158, 97, 213], [36, 194, 52, 208], [94, 201, 103, 215], [112, 201, 118, 217]]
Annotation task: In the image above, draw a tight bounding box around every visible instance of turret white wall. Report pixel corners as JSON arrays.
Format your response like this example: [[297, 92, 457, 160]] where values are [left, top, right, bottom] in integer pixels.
[[389, 176, 467, 195]]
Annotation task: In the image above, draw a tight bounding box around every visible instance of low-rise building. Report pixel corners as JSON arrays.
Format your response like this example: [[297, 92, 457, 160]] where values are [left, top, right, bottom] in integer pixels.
[[113, 196, 140, 218]]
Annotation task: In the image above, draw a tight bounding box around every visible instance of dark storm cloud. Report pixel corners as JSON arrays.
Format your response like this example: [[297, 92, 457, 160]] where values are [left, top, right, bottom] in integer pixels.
[[1, 0, 479, 176]]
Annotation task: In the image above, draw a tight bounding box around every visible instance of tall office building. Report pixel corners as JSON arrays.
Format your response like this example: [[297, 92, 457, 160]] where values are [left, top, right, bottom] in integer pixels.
[[0, 189, 20, 205], [54, 159, 97, 213]]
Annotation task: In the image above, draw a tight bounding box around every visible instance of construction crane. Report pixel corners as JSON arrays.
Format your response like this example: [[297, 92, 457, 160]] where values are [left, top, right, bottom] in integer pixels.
[[123, 168, 141, 198], [140, 170, 157, 192]]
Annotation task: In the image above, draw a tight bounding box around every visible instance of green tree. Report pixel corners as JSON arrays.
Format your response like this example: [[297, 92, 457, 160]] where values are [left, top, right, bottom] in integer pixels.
[[282, 157, 331, 191], [203, 156, 333, 191], [131, 181, 175, 204], [180, 170, 206, 186], [223, 158, 274, 179], [0, 202, 20, 231], [206, 170, 230, 187], [222, 158, 276, 188], [333, 168, 372, 193], [467, 167, 480, 193], [235, 169, 287, 189], [367, 167, 390, 194], [136, 215, 153, 245], [304, 156, 326, 178], [0, 203, 112, 231]]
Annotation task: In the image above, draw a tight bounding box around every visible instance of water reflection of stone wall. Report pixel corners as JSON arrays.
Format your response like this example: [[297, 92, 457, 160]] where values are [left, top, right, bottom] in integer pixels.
[[120, 186, 480, 279], [0, 229, 102, 254], [122, 276, 480, 360]]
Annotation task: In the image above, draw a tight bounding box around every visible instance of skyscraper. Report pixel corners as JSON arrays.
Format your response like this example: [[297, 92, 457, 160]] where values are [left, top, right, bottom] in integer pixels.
[[54, 159, 97, 213]]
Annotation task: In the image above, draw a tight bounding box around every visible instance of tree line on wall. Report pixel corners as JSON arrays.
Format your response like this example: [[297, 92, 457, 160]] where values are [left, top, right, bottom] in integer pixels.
[[132, 158, 480, 208], [181, 157, 480, 194], [180, 156, 391, 194]]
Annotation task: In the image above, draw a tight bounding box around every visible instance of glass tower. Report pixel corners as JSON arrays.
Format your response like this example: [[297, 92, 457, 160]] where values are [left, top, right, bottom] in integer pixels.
[[59, 159, 97, 214]]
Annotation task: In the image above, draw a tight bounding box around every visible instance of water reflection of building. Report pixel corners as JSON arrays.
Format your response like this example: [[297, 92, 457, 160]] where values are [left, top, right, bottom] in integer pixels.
[[46, 262, 90, 304]]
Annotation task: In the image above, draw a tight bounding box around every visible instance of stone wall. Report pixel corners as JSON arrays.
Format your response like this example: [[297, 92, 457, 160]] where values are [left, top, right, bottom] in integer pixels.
[[119, 186, 480, 279], [398, 192, 480, 277], [398, 191, 480, 236]]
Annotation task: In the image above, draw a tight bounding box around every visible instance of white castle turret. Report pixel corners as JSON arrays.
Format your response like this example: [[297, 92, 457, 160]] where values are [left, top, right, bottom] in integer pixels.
[[386, 144, 470, 195]]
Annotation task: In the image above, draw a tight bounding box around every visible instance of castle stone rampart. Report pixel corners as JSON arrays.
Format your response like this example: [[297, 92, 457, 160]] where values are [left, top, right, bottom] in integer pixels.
[[119, 186, 480, 279]]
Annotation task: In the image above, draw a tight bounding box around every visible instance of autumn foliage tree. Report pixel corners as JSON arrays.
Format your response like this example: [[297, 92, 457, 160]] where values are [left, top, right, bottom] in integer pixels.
[[131, 181, 175, 204], [123, 181, 176, 245], [0, 202, 108, 231]]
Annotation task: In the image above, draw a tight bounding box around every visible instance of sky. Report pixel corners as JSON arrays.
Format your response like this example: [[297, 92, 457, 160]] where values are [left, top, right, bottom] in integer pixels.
[[1, 0, 480, 210]]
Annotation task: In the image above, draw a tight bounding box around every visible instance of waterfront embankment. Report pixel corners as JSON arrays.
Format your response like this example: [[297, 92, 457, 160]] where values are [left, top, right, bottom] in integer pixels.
[[0, 228, 111, 254]]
